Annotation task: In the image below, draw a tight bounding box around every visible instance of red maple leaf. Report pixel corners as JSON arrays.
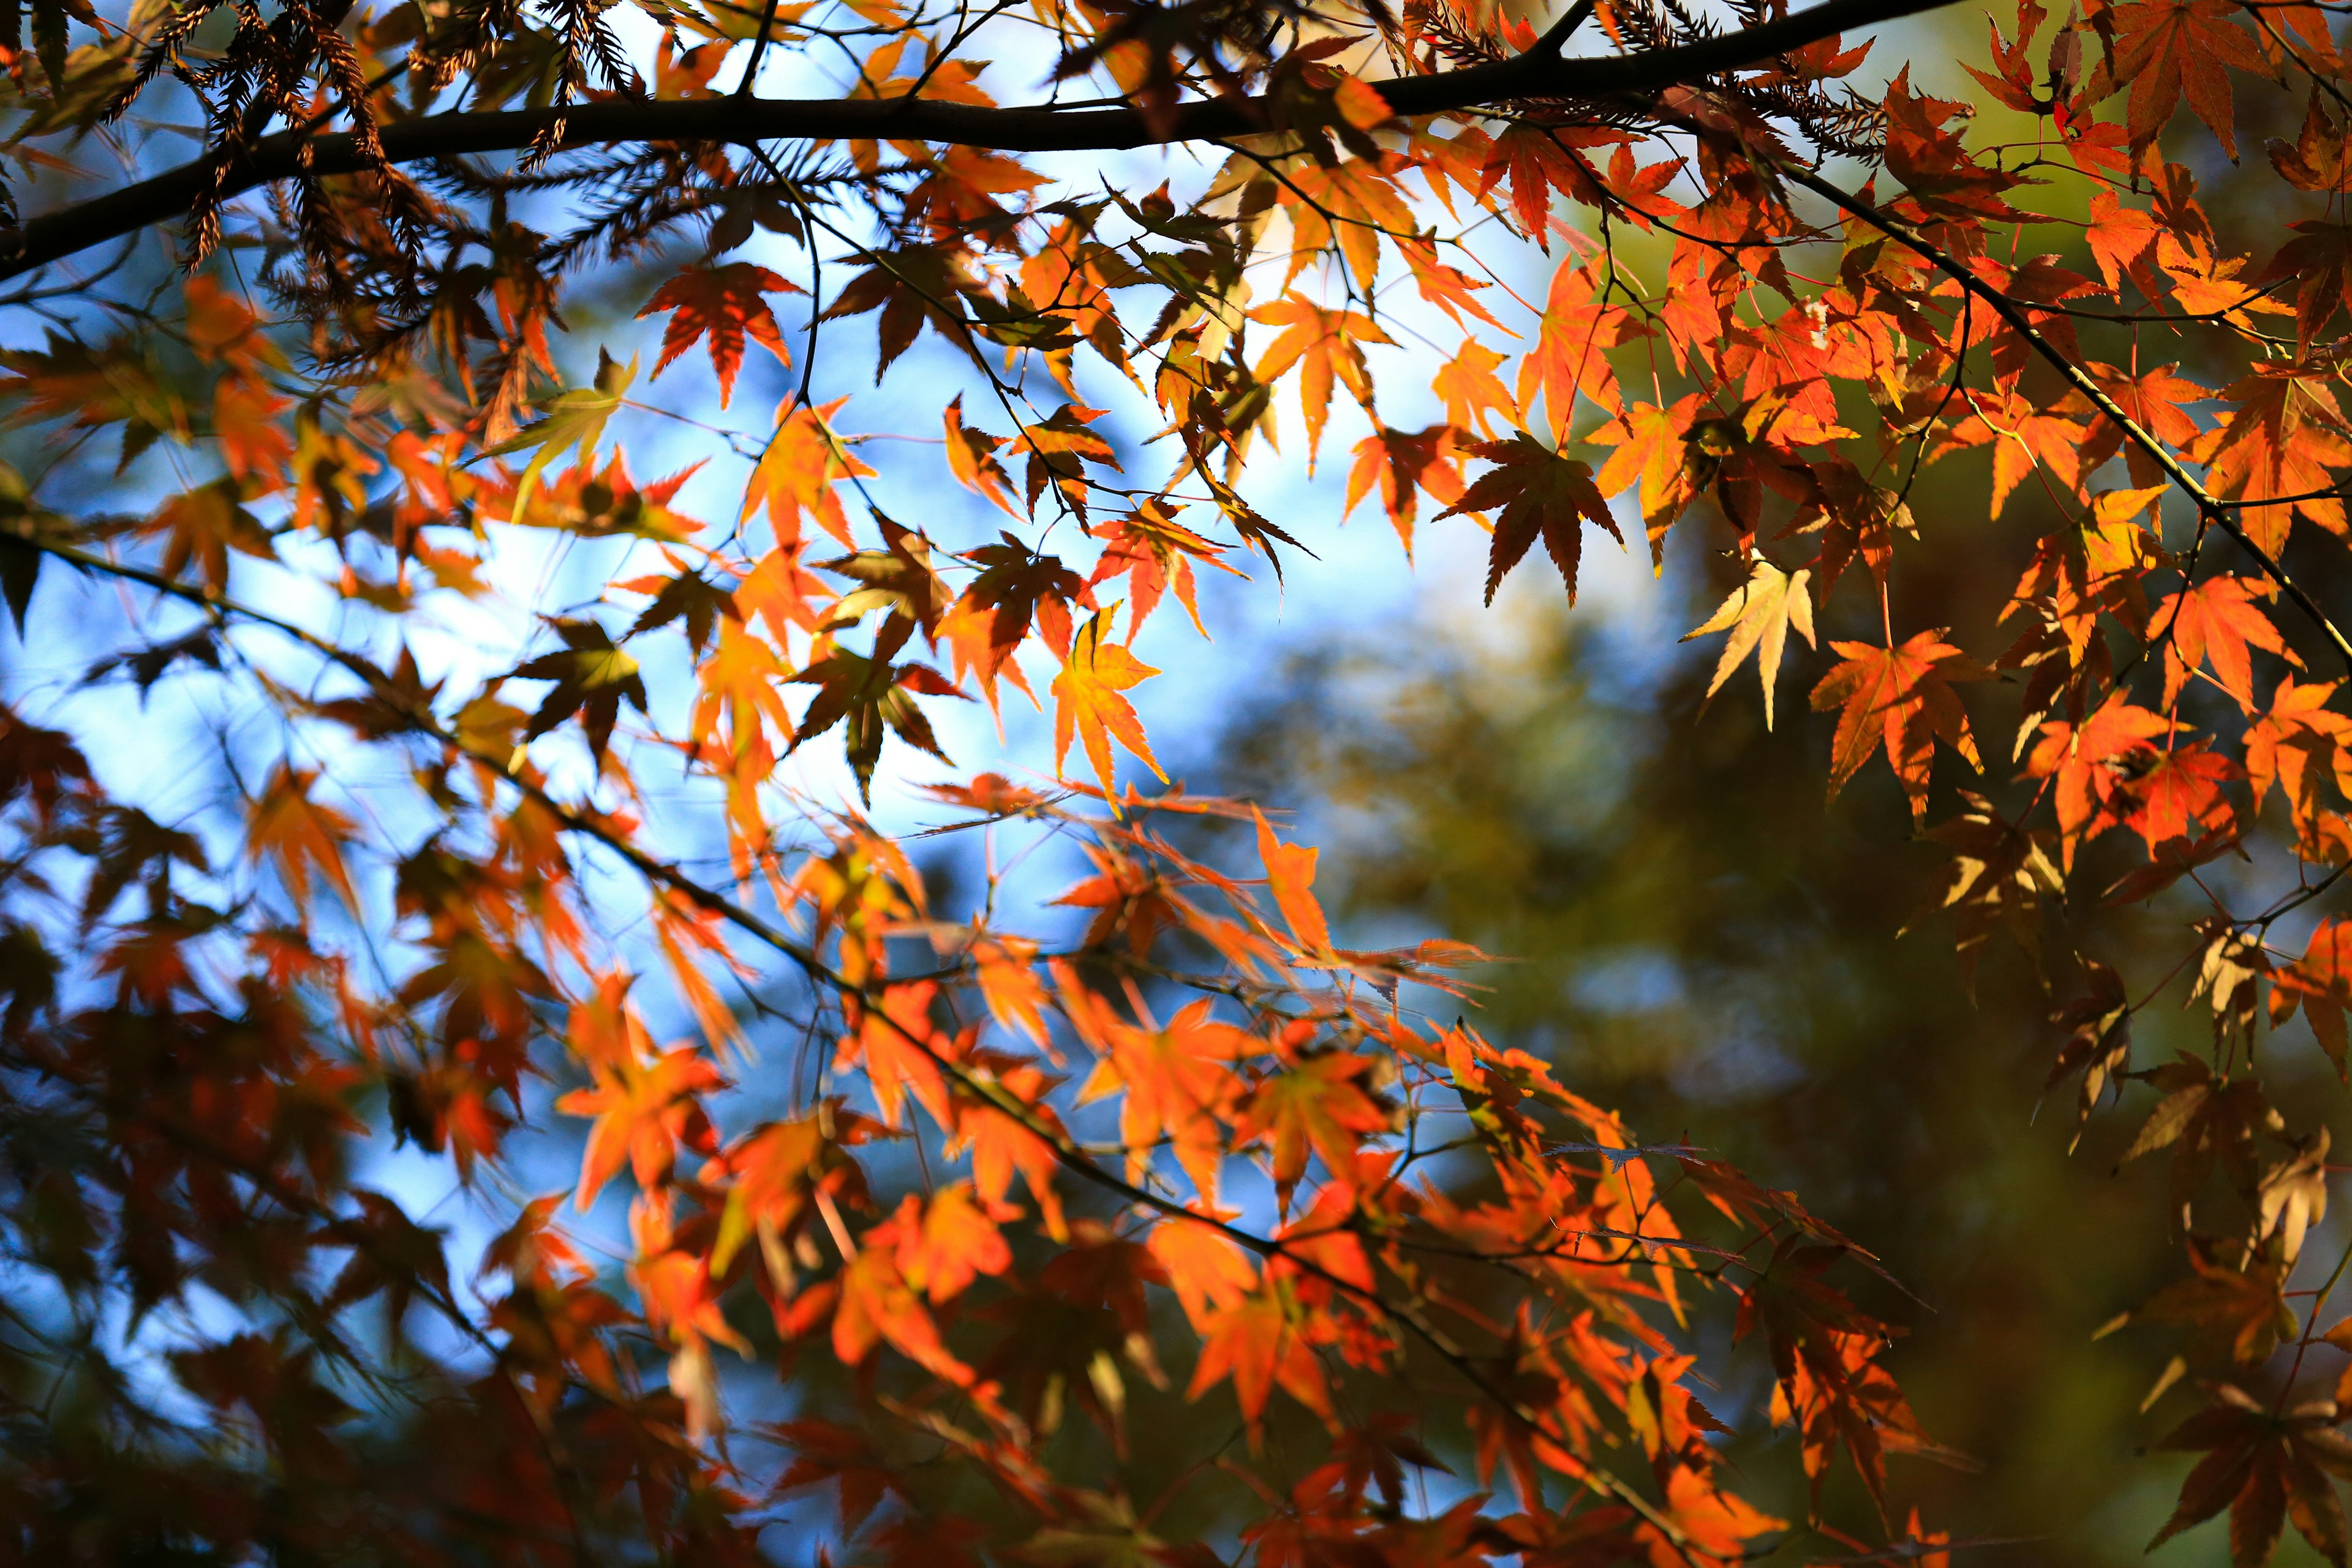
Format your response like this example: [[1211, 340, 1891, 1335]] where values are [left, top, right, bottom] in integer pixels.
[[638, 262, 802, 407], [1439, 434, 1620, 605]]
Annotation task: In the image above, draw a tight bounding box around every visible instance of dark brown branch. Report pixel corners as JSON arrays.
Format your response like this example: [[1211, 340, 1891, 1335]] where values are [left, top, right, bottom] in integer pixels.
[[1, 0, 1961, 282]]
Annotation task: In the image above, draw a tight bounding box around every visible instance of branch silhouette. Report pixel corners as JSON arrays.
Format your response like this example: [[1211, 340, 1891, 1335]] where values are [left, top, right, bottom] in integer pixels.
[[2, 0, 1959, 280]]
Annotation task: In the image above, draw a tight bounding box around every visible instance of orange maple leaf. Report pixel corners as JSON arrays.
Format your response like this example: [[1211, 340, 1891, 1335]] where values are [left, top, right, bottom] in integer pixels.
[[1809, 631, 1986, 821], [742, 395, 874, 549], [1147, 1213, 1258, 1329], [1236, 1050, 1389, 1213], [555, 1046, 726, 1209], [1071, 989, 1250, 1201], [2271, 916, 2352, 1074], [2024, 693, 2176, 863], [837, 982, 954, 1130], [2108, 0, 2267, 156], [1517, 257, 1633, 431], [1187, 1286, 1331, 1427], [1051, 609, 1165, 797], [1249, 294, 1389, 469], [881, 1185, 1009, 1303], [246, 764, 359, 912], [1253, 809, 1332, 955]]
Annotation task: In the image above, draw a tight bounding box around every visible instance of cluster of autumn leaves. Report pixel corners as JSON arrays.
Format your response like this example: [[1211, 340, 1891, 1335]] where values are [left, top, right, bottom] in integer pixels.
[[0, 682, 1945, 1563], [11, 0, 2352, 1558]]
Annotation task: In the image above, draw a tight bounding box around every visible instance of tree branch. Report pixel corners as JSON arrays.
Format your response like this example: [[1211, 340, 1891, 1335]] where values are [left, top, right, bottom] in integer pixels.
[[0, 0, 1960, 282]]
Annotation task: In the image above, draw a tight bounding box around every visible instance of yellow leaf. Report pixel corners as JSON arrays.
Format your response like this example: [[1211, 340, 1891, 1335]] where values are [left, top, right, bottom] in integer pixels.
[[1681, 559, 1818, 730]]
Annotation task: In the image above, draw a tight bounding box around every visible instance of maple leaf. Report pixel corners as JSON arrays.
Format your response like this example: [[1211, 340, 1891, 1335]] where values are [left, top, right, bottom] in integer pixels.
[[1051, 609, 1165, 797], [1019, 402, 1121, 518], [2086, 189, 2164, 295], [949, 1087, 1069, 1239], [2125, 742, 2242, 853], [622, 564, 740, 658], [1343, 425, 1464, 559], [2115, 1056, 2281, 1226], [2262, 219, 2352, 347], [1809, 631, 1987, 821], [0, 707, 89, 828], [884, 1185, 1010, 1302], [1253, 809, 1332, 955], [2271, 917, 2352, 1075], [788, 639, 962, 805], [2147, 1385, 2352, 1568], [1088, 502, 1237, 639], [2162, 575, 2293, 711], [742, 395, 875, 550], [2107, 0, 2267, 157], [1401, 238, 1504, 331], [246, 765, 358, 913], [1147, 1213, 1258, 1328], [705, 1116, 829, 1277], [1914, 793, 2065, 998], [2246, 679, 2352, 831], [1517, 257, 1634, 432], [2269, 96, 2352, 192], [2133, 1256, 2297, 1377], [818, 243, 986, 380], [2022, 693, 2173, 865], [511, 619, 649, 763], [1281, 154, 1417, 288], [1591, 396, 1704, 561], [1235, 1050, 1390, 1213], [1187, 1286, 1331, 1428], [943, 394, 1017, 514], [637, 263, 801, 407], [1880, 71, 2035, 221], [831, 1245, 973, 1385], [1480, 123, 1605, 242], [1038, 1229, 1169, 1342], [837, 982, 954, 1130], [771, 1419, 903, 1536], [960, 533, 1084, 662], [1071, 989, 1250, 1200], [1432, 339, 1518, 439], [1249, 295, 1388, 469], [149, 480, 274, 592], [688, 618, 795, 768], [1683, 559, 1817, 730], [1437, 434, 1620, 606], [323, 1190, 451, 1329], [484, 351, 636, 524], [555, 1046, 726, 1209]]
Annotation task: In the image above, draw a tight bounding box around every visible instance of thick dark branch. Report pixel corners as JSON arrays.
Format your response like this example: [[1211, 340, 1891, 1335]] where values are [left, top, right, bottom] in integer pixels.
[[2, 0, 1958, 282]]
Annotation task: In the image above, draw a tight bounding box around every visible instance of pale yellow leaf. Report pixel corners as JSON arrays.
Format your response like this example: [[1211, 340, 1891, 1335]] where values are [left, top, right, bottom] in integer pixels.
[[1681, 559, 1816, 730]]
